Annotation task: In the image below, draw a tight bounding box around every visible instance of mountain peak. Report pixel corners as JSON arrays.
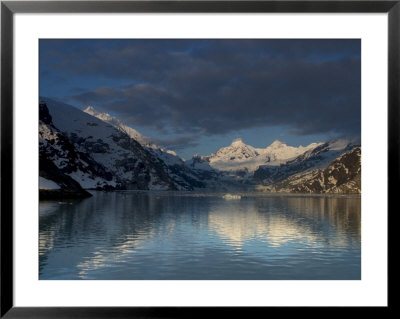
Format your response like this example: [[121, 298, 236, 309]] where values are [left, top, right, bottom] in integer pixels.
[[269, 140, 286, 148], [84, 105, 95, 112], [231, 138, 245, 146], [83, 106, 114, 122], [83, 105, 103, 116]]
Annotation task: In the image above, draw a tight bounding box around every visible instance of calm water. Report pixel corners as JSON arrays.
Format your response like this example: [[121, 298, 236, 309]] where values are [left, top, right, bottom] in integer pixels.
[[39, 191, 361, 280]]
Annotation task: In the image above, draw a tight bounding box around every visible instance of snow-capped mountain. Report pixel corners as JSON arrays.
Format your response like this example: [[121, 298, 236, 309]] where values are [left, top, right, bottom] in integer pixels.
[[263, 140, 321, 163], [83, 105, 207, 190], [83, 106, 181, 165], [260, 146, 361, 194], [204, 138, 320, 173], [39, 98, 361, 195], [253, 139, 357, 185], [39, 101, 114, 190], [83, 106, 152, 146], [41, 98, 180, 190]]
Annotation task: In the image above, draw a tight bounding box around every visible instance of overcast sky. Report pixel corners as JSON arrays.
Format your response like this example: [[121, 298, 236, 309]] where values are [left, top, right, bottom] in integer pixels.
[[40, 39, 361, 159]]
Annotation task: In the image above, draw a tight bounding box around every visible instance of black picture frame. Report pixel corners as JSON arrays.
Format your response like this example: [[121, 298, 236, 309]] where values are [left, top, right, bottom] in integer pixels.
[[1, 0, 395, 317]]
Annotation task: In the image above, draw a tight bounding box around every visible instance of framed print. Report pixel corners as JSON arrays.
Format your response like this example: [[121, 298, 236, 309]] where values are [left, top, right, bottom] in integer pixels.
[[1, 0, 395, 317]]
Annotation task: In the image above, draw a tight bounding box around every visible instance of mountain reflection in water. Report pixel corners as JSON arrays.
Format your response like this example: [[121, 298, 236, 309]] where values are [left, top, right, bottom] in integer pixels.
[[39, 191, 360, 280]]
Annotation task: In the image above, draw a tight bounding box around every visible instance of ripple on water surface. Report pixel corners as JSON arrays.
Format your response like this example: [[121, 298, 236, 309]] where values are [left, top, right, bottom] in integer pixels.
[[39, 191, 361, 280]]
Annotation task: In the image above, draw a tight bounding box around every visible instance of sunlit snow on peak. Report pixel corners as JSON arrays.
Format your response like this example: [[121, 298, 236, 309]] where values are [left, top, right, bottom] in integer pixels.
[[269, 140, 286, 148], [83, 105, 152, 146], [231, 138, 245, 146]]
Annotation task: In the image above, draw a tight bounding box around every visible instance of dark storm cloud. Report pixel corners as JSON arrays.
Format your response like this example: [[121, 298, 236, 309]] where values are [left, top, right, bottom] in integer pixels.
[[41, 39, 361, 137]]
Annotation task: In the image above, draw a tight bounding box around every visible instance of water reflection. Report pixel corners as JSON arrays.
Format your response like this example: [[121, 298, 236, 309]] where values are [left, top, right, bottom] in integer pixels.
[[209, 201, 320, 248], [39, 192, 361, 280], [208, 196, 360, 250]]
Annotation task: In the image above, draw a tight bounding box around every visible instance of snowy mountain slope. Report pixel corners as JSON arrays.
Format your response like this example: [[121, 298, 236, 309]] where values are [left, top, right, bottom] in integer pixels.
[[39, 155, 93, 199], [39, 99, 361, 194], [39, 102, 115, 190], [146, 148, 208, 190], [205, 138, 320, 173], [84, 106, 188, 165], [185, 155, 221, 181], [185, 154, 215, 172], [260, 146, 361, 194], [41, 98, 179, 190], [84, 106, 250, 189], [263, 140, 321, 163], [84, 106, 152, 146], [83, 105, 207, 190], [253, 139, 357, 185]]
